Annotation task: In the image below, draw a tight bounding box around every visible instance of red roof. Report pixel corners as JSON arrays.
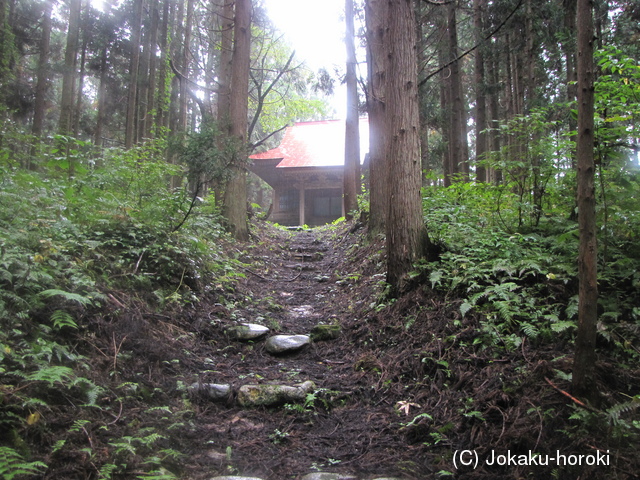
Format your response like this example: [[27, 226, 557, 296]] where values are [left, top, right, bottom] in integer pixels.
[[250, 118, 368, 168]]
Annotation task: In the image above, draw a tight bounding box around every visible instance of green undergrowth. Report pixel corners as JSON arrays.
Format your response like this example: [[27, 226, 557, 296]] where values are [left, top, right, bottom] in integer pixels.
[[411, 173, 640, 466], [420, 176, 640, 356], [0, 138, 241, 478]]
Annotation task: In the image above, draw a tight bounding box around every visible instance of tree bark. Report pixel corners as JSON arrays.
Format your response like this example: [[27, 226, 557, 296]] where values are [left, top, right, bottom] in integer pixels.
[[215, 0, 234, 204], [73, 3, 88, 138], [473, 0, 488, 183], [145, 0, 160, 139], [222, 0, 251, 241], [32, 0, 52, 141], [572, 0, 598, 403], [155, 0, 170, 131], [178, 0, 194, 132], [125, 0, 143, 148], [384, 0, 430, 292], [365, 0, 388, 234], [344, 0, 360, 220], [94, 44, 107, 147], [58, 0, 81, 137], [446, 1, 469, 181]]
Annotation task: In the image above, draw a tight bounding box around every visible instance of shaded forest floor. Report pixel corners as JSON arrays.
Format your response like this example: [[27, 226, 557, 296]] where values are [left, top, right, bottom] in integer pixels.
[[46, 221, 640, 480]]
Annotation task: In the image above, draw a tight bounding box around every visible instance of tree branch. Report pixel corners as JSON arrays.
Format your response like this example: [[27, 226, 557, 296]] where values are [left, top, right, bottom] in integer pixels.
[[418, 0, 524, 86], [248, 50, 297, 139], [250, 124, 288, 152]]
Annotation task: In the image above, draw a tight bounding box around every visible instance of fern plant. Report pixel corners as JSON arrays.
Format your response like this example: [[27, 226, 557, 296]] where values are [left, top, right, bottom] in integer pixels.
[[0, 446, 47, 480]]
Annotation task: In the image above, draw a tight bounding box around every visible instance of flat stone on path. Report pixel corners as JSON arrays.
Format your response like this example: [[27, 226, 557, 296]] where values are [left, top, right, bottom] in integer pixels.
[[265, 334, 310, 354], [237, 380, 315, 407], [208, 477, 264, 480], [227, 323, 269, 341], [188, 383, 231, 401], [300, 474, 357, 480]]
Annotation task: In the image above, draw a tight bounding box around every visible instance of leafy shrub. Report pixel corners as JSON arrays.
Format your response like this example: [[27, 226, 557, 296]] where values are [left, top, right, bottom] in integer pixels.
[[0, 137, 234, 477]]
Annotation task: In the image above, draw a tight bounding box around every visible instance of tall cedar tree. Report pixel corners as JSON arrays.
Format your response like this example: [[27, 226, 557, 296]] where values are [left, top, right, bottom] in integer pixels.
[[222, 0, 251, 241], [343, 0, 360, 219], [473, 0, 488, 183], [572, 0, 598, 402], [32, 0, 52, 141], [59, 0, 81, 137], [125, 0, 143, 148], [385, 0, 431, 292], [364, 0, 388, 234]]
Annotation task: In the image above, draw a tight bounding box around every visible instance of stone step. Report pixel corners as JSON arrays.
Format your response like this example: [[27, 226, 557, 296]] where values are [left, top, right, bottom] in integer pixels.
[[293, 252, 324, 262], [226, 323, 270, 341], [208, 475, 406, 480], [264, 334, 311, 354]]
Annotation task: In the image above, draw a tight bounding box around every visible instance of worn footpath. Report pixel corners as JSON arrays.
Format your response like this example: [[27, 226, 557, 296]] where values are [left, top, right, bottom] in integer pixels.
[[184, 226, 418, 480]]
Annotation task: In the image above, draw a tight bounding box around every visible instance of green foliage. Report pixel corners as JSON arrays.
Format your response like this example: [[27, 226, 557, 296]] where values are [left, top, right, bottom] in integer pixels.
[[0, 447, 47, 480], [0, 137, 236, 478], [594, 46, 640, 166], [422, 158, 640, 353], [478, 106, 574, 230]]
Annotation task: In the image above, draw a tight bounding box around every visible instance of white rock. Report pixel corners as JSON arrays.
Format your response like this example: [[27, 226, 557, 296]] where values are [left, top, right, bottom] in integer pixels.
[[227, 323, 269, 341], [189, 383, 231, 400], [265, 334, 310, 354], [300, 474, 357, 480]]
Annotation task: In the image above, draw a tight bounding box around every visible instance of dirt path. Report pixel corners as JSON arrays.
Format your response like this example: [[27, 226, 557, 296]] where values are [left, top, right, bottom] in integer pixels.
[[182, 225, 424, 480], [40, 223, 640, 480]]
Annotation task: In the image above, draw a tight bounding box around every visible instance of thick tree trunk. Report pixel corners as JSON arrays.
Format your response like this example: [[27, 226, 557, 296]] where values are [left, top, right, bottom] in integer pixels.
[[487, 51, 502, 184], [473, 0, 488, 183], [222, 0, 251, 241], [32, 0, 52, 141], [343, 0, 360, 220], [73, 7, 88, 138], [365, 0, 388, 234], [168, 0, 184, 136], [179, 0, 194, 131], [58, 0, 81, 137], [94, 45, 107, 147], [155, 0, 170, 131], [145, 0, 159, 139], [385, 0, 430, 292], [572, 0, 598, 403], [447, 1, 469, 181], [216, 0, 234, 204], [137, 0, 152, 142], [125, 0, 143, 148]]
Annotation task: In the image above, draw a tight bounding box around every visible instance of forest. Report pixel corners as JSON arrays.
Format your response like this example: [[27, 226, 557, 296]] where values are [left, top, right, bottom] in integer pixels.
[[0, 0, 639, 478]]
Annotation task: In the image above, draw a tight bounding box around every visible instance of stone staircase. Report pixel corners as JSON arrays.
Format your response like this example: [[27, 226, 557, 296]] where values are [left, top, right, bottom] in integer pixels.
[[191, 229, 408, 480]]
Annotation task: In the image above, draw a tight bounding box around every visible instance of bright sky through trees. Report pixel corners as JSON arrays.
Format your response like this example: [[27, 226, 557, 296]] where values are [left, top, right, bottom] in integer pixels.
[[264, 0, 348, 118], [264, 0, 346, 70]]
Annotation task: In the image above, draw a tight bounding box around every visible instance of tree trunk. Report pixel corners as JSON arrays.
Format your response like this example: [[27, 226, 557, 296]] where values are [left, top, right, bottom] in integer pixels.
[[145, 0, 159, 139], [125, 0, 143, 148], [179, 0, 194, 131], [447, 1, 469, 181], [344, 0, 360, 220], [385, 0, 430, 292], [222, 0, 251, 241], [216, 0, 234, 204], [572, 0, 598, 403], [137, 0, 152, 142], [73, 4, 88, 138], [365, 0, 388, 234], [487, 50, 502, 184], [94, 44, 107, 147], [58, 0, 81, 137], [155, 0, 170, 131], [32, 0, 52, 141], [473, 0, 488, 183]]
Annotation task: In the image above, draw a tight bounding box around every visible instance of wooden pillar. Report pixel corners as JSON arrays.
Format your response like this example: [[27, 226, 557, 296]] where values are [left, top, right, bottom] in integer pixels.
[[299, 182, 306, 226]]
